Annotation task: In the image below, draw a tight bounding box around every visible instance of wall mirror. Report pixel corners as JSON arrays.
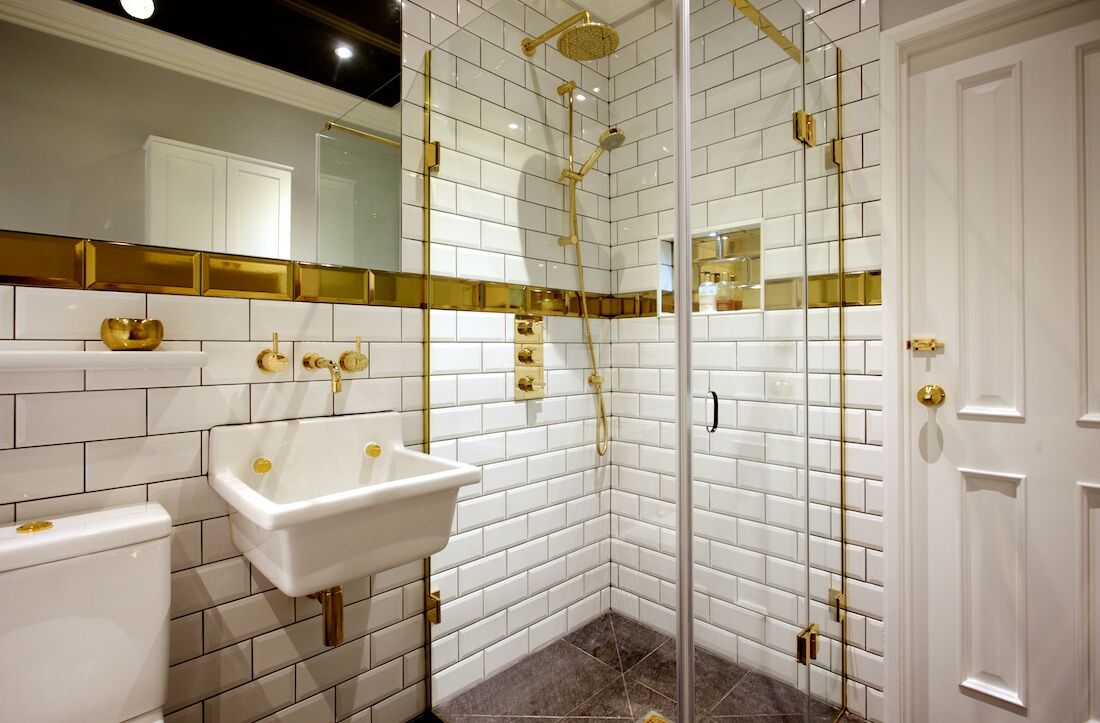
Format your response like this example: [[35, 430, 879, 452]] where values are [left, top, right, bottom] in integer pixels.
[[0, 0, 402, 269]]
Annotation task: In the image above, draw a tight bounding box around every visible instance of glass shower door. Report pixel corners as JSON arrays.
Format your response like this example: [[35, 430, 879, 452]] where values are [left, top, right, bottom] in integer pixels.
[[683, 0, 847, 719]]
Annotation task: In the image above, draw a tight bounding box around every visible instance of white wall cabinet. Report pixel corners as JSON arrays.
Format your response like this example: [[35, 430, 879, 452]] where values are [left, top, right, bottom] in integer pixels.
[[145, 136, 292, 258]]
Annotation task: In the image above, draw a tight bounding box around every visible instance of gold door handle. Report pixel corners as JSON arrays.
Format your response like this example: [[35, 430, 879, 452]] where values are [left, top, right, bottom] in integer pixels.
[[917, 384, 946, 407]]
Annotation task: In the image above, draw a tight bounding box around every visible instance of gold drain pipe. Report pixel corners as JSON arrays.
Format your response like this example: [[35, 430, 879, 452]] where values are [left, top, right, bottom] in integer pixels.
[[309, 586, 344, 646]]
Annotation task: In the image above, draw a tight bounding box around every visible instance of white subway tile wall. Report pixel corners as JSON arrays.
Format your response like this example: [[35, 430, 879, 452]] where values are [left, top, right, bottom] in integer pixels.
[[0, 286, 428, 723]]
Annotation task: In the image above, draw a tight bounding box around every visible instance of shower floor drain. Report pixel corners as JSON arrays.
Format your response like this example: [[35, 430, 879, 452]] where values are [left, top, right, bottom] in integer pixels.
[[642, 714, 670, 723]]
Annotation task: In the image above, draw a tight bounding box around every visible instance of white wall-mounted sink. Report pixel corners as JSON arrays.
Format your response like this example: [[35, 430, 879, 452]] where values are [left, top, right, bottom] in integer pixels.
[[209, 412, 480, 597]]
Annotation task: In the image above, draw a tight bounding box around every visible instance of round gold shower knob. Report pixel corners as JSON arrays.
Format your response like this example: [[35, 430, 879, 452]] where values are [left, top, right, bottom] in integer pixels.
[[917, 384, 946, 407]]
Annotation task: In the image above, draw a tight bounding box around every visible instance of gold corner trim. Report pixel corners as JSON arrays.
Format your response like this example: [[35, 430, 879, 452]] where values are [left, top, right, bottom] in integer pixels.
[[87, 240, 200, 295], [202, 253, 292, 300], [0, 231, 85, 288], [295, 263, 369, 304]]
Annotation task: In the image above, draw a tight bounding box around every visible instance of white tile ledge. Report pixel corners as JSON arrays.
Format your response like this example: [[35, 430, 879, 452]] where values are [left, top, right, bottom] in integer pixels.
[[0, 350, 208, 371]]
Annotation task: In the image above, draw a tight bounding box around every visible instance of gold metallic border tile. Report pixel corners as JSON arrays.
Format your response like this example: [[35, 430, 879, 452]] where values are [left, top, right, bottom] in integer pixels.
[[482, 282, 526, 313], [0, 231, 84, 288], [764, 272, 883, 310], [431, 277, 480, 310], [527, 287, 568, 316], [368, 270, 425, 308], [86, 241, 199, 295], [296, 263, 369, 304], [202, 253, 292, 300]]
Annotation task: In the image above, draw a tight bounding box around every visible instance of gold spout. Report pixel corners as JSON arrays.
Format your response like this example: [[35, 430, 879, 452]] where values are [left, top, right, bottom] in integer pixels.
[[308, 586, 344, 646], [302, 352, 343, 393]]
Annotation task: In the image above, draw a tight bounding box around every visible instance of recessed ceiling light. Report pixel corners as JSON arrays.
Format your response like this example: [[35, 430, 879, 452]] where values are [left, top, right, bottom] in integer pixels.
[[575, 93, 587, 101], [508, 123, 519, 130], [120, 0, 154, 19], [592, 87, 601, 93], [335, 44, 354, 60]]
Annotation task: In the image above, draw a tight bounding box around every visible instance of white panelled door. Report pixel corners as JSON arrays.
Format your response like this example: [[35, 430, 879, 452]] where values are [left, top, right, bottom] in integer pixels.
[[905, 12, 1100, 723]]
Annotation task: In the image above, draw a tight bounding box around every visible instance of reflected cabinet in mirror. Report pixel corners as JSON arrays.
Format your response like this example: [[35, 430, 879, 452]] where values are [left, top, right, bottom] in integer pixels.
[[0, 0, 402, 269]]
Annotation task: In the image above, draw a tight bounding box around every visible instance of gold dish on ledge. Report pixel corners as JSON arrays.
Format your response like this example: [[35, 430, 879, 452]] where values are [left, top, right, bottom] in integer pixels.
[[100, 318, 164, 351]]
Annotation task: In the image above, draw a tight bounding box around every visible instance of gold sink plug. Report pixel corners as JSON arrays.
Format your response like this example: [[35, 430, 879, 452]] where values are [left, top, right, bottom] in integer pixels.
[[302, 353, 343, 393]]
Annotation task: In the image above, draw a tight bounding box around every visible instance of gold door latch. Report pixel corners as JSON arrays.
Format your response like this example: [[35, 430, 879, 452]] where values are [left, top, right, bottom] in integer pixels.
[[907, 337, 944, 352], [796, 623, 819, 664]]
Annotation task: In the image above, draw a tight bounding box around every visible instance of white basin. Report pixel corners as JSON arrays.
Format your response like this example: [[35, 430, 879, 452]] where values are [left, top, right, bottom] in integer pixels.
[[208, 412, 480, 597]]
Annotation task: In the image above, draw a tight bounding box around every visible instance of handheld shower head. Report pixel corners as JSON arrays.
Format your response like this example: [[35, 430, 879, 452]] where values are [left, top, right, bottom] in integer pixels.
[[576, 127, 626, 178]]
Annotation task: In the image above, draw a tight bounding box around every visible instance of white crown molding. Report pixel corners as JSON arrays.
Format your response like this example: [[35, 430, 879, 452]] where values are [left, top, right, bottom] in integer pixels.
[[0, 0, 400, 136]]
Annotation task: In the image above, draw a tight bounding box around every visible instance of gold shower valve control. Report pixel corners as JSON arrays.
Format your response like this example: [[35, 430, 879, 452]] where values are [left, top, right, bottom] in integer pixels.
[[515, 315, 545, 399], [517, 376, 544, 393], [340, 336, 369, 373], [257, 332, 289, 373]]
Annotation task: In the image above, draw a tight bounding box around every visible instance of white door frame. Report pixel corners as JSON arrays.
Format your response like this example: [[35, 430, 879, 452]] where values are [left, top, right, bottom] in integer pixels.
[[881, 0, 1090, 720]]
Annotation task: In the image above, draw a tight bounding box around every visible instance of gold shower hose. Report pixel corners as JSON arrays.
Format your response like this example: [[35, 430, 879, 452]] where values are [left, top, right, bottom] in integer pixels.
[[569, 190, 609, 457]]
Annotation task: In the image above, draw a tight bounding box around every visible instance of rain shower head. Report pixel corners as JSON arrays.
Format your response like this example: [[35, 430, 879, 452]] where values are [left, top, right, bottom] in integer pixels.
[[521, 11, 619, 61], [577, 127, 626, 178]]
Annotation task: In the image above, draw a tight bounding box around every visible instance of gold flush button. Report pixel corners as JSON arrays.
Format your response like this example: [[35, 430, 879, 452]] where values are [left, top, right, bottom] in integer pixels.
[[365, 443, 382, 458], [16, 520, 53, 534], [252, 457, 273, 474]]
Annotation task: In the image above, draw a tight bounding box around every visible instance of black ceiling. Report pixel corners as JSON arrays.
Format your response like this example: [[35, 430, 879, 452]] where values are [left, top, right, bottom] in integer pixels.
[[73, 0, 402, 106]]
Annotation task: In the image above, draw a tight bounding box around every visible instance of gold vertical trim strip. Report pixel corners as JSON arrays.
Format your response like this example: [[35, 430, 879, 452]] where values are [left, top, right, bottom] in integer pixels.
[[0, 231, 84, 288], [201, 253, 293, 300], [86, 241, 200, 295], [834, 45, 850, 718], [421, 48, 434, 714]]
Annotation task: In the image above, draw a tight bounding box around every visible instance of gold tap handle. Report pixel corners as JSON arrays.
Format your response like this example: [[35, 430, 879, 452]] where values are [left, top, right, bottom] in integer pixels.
[[339, 336, 369, 373], [257, 332, 289, 373]]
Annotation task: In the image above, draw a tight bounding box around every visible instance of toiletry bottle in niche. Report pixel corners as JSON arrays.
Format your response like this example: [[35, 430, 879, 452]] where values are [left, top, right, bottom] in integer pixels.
[[717, 273, 742, 311], [698, 272, 717, 313]]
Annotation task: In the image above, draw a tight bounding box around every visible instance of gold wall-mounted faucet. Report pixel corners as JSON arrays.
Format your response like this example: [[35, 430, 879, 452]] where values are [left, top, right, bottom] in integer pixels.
[[303, 353, 343, 393]]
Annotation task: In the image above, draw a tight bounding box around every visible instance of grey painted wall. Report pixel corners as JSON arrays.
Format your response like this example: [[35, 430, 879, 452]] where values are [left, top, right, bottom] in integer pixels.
[[881, 0, 968, 29], [0, 21, 337, 261]]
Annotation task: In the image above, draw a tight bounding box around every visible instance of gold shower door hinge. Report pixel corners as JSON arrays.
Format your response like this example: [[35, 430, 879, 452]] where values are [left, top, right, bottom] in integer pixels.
[[830, 138, 843, 167], [793, 110, 816, 146], [425, 140, 441, 172], [796, 623, 820, 664], [829, 588, 846, 623], [426, 589, 442, 624]]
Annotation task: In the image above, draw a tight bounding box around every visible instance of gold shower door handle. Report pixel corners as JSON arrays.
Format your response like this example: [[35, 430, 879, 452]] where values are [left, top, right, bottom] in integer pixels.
[[917, 384, 946, 407]]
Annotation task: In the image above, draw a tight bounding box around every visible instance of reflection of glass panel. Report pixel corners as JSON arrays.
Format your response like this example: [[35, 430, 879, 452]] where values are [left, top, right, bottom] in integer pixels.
[[317, 128, 401, 270]]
